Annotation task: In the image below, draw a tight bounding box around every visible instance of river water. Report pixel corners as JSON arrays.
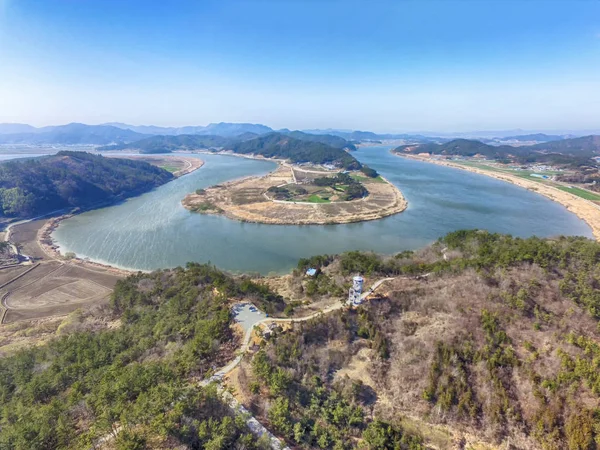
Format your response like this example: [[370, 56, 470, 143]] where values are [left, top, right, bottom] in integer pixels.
[[52, 146, 592, 274]]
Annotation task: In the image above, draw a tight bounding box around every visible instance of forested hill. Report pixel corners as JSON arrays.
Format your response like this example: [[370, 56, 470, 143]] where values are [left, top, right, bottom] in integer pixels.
[[4, 231, 600, 448], [99, 134, 232, 153], [0, 263, 286, 448], [395, 135, 600, 166], [101, 129, 358, 158], [229, 132, 361, 169], [0, 151, 173, 218], [395, 138, 516, 159], [248, 231, 600, 448], [284, 130, 357, 150], [529, 134, 600, 153]]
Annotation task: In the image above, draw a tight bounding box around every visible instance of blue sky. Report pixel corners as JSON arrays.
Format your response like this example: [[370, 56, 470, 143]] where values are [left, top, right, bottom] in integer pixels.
[[0, 0, 599, 132]]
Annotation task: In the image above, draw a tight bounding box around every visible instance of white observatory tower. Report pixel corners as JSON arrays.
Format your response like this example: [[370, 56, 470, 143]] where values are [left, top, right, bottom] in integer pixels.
[[347, 275, 365, 305]]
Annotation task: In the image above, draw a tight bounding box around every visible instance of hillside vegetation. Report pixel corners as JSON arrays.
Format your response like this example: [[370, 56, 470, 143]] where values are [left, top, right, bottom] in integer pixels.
[[241, 231, 600, 449], [396, 139, 517, 159], [3, 231, 600, 449], [0, 151, 173, 218], [101, 131, 359, 167], [529, 135, 600, 154], [285, 130, 357, 150], [396, 135, 600, 168], [100, 135, 232, 153], [0, 263, 285, 449], [229, 133, 361, 169]]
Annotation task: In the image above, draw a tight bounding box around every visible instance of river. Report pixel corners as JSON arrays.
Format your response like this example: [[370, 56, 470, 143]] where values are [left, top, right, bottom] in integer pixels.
[[51, 146, 592, 274]]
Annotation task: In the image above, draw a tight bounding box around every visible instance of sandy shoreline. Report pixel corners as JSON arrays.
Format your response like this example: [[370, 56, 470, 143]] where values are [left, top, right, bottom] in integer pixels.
[[34, 156, 205, 275], [395, 153, 600, 240], [38, 216, 135, 276]]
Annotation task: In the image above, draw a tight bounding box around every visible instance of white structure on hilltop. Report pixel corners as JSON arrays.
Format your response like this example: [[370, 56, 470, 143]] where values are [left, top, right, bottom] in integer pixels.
[[347, 275, 365, 305]]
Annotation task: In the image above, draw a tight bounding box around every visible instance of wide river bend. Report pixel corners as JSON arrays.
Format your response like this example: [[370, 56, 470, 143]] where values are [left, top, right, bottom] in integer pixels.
[[52, 146, 592, 274]]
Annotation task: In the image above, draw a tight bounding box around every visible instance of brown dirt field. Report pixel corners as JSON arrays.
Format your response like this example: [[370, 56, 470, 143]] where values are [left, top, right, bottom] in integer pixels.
[[1, 262, 63, 291], [9, 219, 49, 260], [1, 261, 120, 324], [182, 164, 407, 224], [0, 266, 29, 287]]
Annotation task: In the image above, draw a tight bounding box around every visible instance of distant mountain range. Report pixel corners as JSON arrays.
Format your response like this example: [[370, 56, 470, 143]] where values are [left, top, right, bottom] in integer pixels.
[[395, 135, 600, 167], [103, 122, 274, 137], [302, 129, 434, 142], [528, 135, 600, 153], [499, 133, 570, 142], [0, 123, 38, 134], [0, 123, 148, 145], [414, 129, 598, 139], [0, 121, 596, 147], [100, 131, 358, 161], [100, 135, 234, 153]]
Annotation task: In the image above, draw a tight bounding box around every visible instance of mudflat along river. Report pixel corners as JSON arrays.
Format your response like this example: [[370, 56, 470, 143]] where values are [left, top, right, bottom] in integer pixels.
[[52, 146, 592, 274]]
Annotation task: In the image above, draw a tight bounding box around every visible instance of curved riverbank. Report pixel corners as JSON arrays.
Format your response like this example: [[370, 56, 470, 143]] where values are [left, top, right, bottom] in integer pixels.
[[105, 154, 204, 177], [32, 156, 205, 274], [49, 150, 592, 274], [394, 153, 600, 240], [182, 163, 407, 225]]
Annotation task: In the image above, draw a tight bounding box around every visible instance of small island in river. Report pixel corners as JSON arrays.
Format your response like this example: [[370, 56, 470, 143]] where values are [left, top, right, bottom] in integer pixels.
[[182, 163, 407, 225]]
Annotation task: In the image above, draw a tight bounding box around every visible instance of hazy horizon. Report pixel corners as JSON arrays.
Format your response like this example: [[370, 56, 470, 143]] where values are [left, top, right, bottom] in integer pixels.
[[1, 0, 599, 132], [1, 120, 599, 138]]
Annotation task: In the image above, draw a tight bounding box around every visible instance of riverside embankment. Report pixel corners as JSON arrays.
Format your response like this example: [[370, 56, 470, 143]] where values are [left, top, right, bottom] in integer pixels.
[[394, 153, 600, 240], [50, 148, 592, 275]]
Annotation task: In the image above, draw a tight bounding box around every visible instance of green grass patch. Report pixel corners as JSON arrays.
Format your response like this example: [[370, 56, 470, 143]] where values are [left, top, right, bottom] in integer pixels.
[[351, 174, 385, 183], [307, 194, 331, 203], [333, 185, 349, 192], [453, 161, 507, 173], [455, 162, 554, 184], [454, 161, 600, 201], [160, 165, 179, 173], [193, 201, 223, 212], [556, 186, 600, 201]]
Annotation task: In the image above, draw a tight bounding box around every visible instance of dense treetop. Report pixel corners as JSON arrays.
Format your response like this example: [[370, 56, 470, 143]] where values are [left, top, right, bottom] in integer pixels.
[[253, 230, 600, 449], [0, 151, 173, 218], [102, 131, 361, 168], [229, 133, 361, 169], [284, 130, 356, 150], [2, 231, 600, 448], [0, 262, 285, 449], [99, 134, 232, 153]]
